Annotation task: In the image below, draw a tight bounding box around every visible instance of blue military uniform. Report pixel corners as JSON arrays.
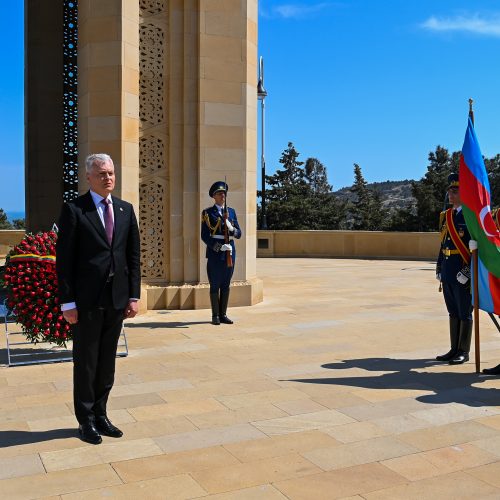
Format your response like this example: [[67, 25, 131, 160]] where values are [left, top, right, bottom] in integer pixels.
[[201, 182, 242, 325], [435, 173, 473, 364]]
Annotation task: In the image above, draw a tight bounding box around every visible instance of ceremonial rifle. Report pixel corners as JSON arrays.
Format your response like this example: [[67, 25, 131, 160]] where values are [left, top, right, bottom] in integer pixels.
[[224, 177, 233, 268]]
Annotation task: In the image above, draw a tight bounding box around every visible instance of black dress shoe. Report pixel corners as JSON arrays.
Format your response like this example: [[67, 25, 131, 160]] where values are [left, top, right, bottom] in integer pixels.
[[436, 350, 457, 362], [211, 315, 221, 325], [78, 421, 102, 445], [483, 364, 500, 375], [449, 352, 469, 365], [95, 416, 123, 438], [220, 315, 233, 324]]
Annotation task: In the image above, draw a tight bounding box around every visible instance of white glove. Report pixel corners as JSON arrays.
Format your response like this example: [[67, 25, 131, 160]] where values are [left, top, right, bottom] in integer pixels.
[[225, 219, 234, 232], [457, 269, 470, 285], [220, 243, 233, 255], [436, 273, 441, 281]]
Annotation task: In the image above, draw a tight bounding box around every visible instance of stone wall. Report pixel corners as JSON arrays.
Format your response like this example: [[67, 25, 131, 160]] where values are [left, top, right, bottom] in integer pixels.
[[257, 230, 439, 260]]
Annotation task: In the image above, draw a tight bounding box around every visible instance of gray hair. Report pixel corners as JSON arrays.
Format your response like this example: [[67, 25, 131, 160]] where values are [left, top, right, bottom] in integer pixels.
[[85, 153, 113, 173]]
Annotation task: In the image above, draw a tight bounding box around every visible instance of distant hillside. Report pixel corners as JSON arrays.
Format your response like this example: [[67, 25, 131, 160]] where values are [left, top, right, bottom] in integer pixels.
[[334, 180, 416, 211]]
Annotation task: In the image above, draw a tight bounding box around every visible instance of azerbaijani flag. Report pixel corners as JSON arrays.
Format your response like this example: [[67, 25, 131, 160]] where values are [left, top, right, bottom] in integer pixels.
[[459, 116, 500, 314]]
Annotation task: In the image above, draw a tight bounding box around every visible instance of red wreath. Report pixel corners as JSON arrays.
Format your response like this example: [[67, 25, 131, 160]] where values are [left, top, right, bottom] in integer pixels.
[[1, 231, 71, 347]]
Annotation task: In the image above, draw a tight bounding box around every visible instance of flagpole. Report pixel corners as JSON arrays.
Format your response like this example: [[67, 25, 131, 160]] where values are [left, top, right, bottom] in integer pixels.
[[468, 98, 480, 372]]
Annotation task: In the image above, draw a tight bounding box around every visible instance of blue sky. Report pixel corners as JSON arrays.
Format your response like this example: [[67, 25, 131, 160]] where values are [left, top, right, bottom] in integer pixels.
[[2, 1, 500, 212]]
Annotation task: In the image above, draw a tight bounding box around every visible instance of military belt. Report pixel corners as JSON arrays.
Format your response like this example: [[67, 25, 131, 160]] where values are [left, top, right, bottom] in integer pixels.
[[212, 235, 233, 240], [442, 249, 460, 256]]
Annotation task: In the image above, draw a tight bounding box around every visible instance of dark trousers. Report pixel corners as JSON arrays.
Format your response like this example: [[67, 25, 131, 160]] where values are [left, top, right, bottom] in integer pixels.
[[72, 282, 123, 424], [207, 258, 235, 293], [442, 281, 473, 320]]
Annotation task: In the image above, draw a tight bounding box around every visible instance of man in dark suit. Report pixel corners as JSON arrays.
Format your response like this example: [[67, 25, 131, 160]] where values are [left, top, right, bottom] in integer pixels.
[[201, 182, 242, 325], [56, 153, 140, 444]]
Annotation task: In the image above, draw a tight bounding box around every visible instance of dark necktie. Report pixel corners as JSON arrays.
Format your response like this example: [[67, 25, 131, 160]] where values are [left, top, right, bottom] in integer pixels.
[[101, 198, 114, 244]]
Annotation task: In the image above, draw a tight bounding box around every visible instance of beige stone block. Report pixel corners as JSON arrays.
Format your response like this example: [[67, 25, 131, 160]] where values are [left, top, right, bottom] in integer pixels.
[[123, 91, 139, 119], [202, 0, 243, 12], [61, 474, 207, 500], [202, 58, 246, 82], [200, 34, 242, 62], [122, 18, 139, 47], [205, 11, 245, 38], [0, 454, 45, 480], [88, 0, 121, 18], [123, 0, 139, 23], [421, 443, 497, 474], [201, 125, 244, 149], [128, 398, 226, 421], [89, 41, 122, 67], [0, 464, 122, 499], [154, 423, 267, 453], [381, 453, 443, 481], [273, 399, 329, 416], [122, 140, 139, 166], [248, 19, 257, 44], [79, 17, 120, 42], [217, 387, 310, 410], [275, 463, 407, 500], [398, 421, 499, 451], [40, 438, 163, 472], [123, 42, 139, 71], [89, 91, 121, 116], [191, 453, 320, 494], [252, 409, 356, 436], [322, 421, 390, 444], [122, 116, 139, 141], [303, 436, 418, 471], [115, 417, 198, 441], [467, 461, 500, 488], [122, 67, 139, 94], [223, 430, 340, 463], [88, 117, 121, 142], [87, 66, 120, 91], [204, 103, 245, 127], [362, 471, 500, 499], [112, 446, 240, 483], [195, 485, 288, 500]]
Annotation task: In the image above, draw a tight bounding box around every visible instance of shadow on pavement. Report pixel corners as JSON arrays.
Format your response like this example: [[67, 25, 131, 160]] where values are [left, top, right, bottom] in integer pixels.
[[288, 357, 499, 408], [0, 428, 77, 448]]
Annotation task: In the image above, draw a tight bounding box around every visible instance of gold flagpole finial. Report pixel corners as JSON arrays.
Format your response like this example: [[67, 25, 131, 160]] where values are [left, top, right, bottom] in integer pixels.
[[469, 98, 475, 125]]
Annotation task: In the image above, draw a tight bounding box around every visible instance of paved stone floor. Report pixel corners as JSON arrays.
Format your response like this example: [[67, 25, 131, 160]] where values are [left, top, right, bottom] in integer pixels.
[[2, 258, 500, 499]]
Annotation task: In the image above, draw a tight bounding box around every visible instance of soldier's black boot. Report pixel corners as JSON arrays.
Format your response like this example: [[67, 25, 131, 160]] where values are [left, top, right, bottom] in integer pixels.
[[449, 319, 472, 365], [210, 292, 220, 325], [219, 289, 233, 324], [436, 317, 460, 361]]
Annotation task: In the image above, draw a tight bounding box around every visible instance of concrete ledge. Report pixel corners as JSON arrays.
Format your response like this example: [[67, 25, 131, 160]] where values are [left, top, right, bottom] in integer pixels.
[[0, 230, 25, 259], [257, 230, 439, 260], [144, 277, 263, 310]]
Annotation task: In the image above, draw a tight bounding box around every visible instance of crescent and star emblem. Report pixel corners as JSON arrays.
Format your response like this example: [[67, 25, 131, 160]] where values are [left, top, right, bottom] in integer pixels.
[[479, 205, 499, 237]]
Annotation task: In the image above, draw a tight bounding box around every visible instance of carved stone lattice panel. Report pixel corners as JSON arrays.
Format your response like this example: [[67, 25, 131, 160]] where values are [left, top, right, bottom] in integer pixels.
[[139, 180, 166, 279], [139, 24, 164, 127], [63, 0, 78, 201], [140, 0, 165, 16], [139, 136, 165, 176]]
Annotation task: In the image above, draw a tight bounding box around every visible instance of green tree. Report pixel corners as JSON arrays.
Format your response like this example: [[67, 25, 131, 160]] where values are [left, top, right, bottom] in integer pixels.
[[485, 154, 500, 206], [0, 209, 12, 229], [11, 218, 25, 230], [412, 145, 453, 231], [350, 164, 373, 230], [304, 157, 331, 194], [261, 143, 347, 229]]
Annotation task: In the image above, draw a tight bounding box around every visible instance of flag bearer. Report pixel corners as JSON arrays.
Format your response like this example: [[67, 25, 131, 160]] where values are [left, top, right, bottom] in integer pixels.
[[435, 173, 473, 364]]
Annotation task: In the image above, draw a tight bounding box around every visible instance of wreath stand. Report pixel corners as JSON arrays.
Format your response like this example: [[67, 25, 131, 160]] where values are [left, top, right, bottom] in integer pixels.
[[1, 300, 128, 367]]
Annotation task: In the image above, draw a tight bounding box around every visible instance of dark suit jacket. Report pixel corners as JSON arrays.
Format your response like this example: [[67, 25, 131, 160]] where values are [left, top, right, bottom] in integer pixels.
[[56, 191, 141, 310]]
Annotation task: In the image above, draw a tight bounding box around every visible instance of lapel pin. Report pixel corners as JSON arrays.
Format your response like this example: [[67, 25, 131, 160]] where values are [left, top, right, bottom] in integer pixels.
[[120, 207, 123, 212]]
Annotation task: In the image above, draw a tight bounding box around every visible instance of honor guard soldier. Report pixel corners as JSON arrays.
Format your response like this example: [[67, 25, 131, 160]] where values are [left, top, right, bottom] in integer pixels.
[[201, 182, 242, 325], [435, 173, 473, 364]]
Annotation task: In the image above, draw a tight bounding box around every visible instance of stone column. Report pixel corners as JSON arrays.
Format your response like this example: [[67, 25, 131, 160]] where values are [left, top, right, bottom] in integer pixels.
[[25, 0, 64, 232], [77, 0, 140, 213], [197, 0, 261, 306]]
